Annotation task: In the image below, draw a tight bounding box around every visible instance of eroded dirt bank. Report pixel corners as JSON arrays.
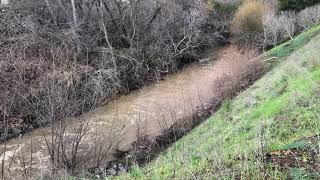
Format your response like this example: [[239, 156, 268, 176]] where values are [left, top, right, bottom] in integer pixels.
[[0, 46, 262, 179]]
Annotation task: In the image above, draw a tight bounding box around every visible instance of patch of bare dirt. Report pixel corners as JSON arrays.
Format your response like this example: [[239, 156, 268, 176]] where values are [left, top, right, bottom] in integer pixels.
[[265, 135, 320, 176]]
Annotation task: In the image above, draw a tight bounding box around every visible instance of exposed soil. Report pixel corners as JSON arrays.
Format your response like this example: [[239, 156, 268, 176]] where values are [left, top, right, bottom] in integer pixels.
[[265, 135, 320, 178]]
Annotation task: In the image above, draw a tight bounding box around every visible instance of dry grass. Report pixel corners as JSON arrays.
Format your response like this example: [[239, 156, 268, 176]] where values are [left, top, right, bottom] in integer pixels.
[[231, 0, 273, 48], [232, 0, 266, 33], [213, 46, 264, 100]]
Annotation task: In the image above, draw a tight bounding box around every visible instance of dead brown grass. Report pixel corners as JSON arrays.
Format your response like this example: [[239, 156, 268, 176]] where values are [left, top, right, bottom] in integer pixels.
[[213, 46, 264, 100]]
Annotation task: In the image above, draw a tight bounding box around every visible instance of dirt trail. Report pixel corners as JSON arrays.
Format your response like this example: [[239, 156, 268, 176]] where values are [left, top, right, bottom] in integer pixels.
[[0, 46, 256, 178]]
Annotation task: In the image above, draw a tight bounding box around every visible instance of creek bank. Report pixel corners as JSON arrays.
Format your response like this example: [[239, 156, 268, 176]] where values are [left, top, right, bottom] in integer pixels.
[[90, 53, 265, 179]]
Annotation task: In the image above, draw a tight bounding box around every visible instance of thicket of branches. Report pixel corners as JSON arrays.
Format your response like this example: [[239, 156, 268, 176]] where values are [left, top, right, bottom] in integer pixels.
[[231, 0, 320, 49], [0, 0, 228, 139]]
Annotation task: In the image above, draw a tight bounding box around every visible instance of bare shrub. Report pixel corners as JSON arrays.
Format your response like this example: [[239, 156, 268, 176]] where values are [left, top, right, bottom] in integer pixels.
[[263, 12, 294, 48], [262, 4, 295, 48], [278, 11, 296, 40], [263, 8, 305, 47], [213, 46, 264, 100], [297, 4, 320, 30], [263, 12, 284, 48], [42, 119, 90, 175], [263, 4, 320, 49], [232, 31, 265, 49]]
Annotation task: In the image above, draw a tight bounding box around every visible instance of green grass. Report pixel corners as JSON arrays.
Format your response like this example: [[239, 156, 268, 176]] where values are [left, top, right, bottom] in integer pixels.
[[267, 24, 320, 58], [115, 25, 320, 179]]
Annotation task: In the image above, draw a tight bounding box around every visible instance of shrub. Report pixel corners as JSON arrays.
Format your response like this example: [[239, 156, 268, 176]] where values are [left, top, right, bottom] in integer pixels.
[[232, 0, 266, 33], [232, 31, 265, 49], [263, 11, 296, 48], [231, 0, 272, 48], [278, 0, 320, 11], [297, 4, 320, 29], [263, 12, 284, 47], [278, 11, 297, 39], [263, 4, 320, 48], [213, 46, 264, 101]]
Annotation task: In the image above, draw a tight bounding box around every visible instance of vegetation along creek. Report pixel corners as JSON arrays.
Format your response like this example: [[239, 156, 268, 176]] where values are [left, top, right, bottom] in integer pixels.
[[1, 0, 320, 179]]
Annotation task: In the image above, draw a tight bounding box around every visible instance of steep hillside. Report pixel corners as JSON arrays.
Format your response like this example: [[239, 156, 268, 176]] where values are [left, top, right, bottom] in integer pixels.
[[117, 25, 320, 179]]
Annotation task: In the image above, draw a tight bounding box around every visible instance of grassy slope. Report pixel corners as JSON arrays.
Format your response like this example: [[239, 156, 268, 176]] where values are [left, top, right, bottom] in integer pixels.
[[117, 25, 320, 179]]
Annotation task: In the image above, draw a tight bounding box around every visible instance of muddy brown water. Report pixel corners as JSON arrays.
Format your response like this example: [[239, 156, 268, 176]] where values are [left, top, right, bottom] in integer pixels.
[[0, 46, 253, 178]]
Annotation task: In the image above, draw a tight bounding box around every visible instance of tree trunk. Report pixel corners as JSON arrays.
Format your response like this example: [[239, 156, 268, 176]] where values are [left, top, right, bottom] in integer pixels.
[[71, 0, 81, 59]]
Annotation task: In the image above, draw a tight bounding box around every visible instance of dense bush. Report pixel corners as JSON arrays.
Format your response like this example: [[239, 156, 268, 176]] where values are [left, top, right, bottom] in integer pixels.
[[278, 0, 320, 11], [231, 0, 268, 48], [232, 0, 265, 33]]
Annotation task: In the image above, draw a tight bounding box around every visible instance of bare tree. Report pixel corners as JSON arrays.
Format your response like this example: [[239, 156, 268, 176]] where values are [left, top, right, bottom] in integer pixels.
[[278, 11, 296, 40], [297, 4, 320, 30], [263, 12, 284, 49]]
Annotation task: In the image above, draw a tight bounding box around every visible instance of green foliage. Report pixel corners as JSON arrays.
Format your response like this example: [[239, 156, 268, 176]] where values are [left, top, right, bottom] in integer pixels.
[[278, 0, 320, 11], [282, 140, 307, 150]]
